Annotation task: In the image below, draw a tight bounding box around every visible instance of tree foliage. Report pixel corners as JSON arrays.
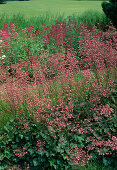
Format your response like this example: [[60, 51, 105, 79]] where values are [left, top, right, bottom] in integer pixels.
[[101, 0, 117, 28], [0, 0, 6, 4]]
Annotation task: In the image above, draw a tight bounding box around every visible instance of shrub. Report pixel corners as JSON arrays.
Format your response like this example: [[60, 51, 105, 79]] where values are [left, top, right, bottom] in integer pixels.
[[0, 0, 6, 4], [101, 0, 117, 28]]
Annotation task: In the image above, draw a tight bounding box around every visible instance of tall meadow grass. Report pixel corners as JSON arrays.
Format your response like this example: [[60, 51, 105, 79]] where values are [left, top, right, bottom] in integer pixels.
[[0, 10, 111, 31]]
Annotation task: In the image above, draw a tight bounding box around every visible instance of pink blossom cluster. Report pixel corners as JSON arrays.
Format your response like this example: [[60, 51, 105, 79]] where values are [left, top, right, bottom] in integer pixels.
[[0, 18, 116, 167], [67, 146, 92, 166], [13, 149, 28, 158]]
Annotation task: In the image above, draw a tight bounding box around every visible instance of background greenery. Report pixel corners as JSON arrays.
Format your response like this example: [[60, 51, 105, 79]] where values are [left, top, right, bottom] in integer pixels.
[[0, 0, 107, 18]]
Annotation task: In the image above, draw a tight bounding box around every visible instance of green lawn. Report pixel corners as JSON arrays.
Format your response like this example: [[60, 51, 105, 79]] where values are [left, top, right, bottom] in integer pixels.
[[0, 0, 105, 18]]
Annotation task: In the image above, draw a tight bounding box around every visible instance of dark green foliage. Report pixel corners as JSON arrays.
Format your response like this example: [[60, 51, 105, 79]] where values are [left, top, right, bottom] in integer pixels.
[[101, 0, 117, 28], [0, 0, 6, 4], [102, 155, 117, 169], [110, 0, 117, 3], [0, 116, 73, 170]]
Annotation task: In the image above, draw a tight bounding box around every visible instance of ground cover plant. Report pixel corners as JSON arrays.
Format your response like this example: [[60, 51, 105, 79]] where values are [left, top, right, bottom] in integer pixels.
[[0, 13, 117, 170]]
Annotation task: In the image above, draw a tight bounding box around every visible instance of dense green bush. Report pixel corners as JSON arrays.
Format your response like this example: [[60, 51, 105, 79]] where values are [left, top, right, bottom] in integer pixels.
[[101, 0, 117, 28], [0, 0, 6, 4]]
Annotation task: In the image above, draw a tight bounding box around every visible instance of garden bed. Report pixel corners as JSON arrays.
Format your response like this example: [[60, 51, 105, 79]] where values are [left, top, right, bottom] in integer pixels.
[[0, 16, 117, 170]]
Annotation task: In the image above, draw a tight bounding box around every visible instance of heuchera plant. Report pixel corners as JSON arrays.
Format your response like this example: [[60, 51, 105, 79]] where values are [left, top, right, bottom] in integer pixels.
[[0, 18, 117, 169]]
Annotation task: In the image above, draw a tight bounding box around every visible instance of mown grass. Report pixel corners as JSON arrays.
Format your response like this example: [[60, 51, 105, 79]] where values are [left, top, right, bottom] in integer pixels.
[[0, 0, 105, 18]]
